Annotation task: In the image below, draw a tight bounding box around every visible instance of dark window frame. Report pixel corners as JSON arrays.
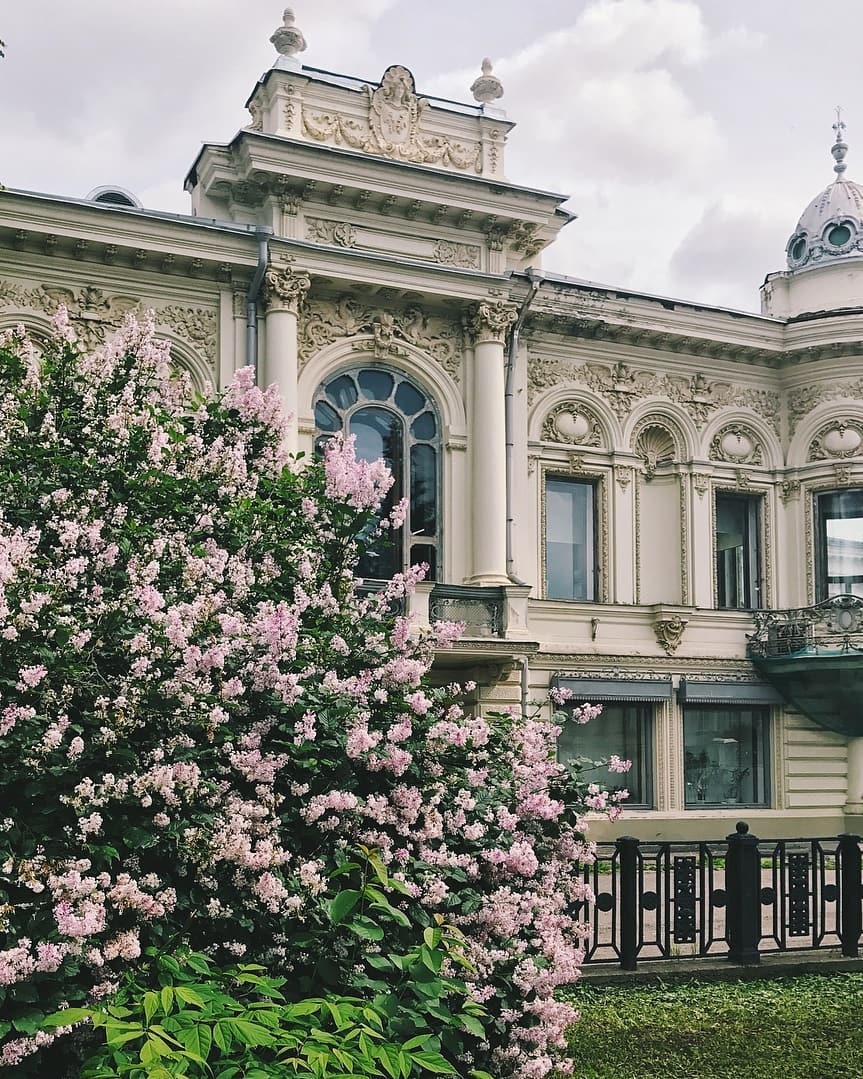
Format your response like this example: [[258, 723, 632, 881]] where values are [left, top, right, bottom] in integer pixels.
[[683, 704, 771, 809], [815, 488, 863, 601], [714, 490, 762, 609], [314, 366, 441, 581], [544, 475, 599, 602], [557, 702, 655, 809]]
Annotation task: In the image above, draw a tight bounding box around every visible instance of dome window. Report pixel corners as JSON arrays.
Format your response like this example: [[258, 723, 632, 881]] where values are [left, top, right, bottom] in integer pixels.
[[790, 235, 808, 262], [827, 222, 853, 247], [85, 185, 143, 209]]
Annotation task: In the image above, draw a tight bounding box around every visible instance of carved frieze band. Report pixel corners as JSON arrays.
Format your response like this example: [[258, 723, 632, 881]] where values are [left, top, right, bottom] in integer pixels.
[[0, 280, 217, 362], [789, 381, 863, 436], [528, 355, 780, 433], [298, 296, 463, 380], [306, 218, 358, 248]]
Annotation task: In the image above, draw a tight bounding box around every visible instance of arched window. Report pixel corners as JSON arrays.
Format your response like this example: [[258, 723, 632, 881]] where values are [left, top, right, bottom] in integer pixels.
[[314, 366, 440, 580]]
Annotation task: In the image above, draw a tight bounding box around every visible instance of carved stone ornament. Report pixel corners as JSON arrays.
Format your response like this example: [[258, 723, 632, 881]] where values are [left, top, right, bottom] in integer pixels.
[[431, 240, 480, 269], [263, 265, 311, 314], [542, 402, 604, 447], [298, 296, 463, 380], [306, 218, 358, 248], [302, 65, 481, 172], [779, 479, 801, 504], [654, 616, 688, 656], [635, 423, 677, 480], [270, 8, 307, 60], [527, 356, 781, 432], [692, 472, 711, 497], [0, 279, 217, 363], [614, 465, 635, 489], [470, 58, 503, 105], [567, 453, 586, 473], [247, 100, 263, 132], [709, 423, 763, 465], [809, 420, 863, 461], [466, 299, 518, 344], [788, 380, 863, 436], [735, 469, 752, 490], [834, 463, 854, 486]]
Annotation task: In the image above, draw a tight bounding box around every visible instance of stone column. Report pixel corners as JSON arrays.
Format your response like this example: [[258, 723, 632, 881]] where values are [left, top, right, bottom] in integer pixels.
[[846, 736, 863, 817], [466, 299, 518, 585], [262, 264, 310, 455]]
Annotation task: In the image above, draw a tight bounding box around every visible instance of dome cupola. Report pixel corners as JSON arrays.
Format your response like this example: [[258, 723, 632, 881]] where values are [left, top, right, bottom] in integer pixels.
[[786, 111, 863, 272]]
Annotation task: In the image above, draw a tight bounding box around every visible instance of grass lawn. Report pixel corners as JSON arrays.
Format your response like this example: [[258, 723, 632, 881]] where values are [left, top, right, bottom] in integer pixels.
[[559, 972, 863, 1078]]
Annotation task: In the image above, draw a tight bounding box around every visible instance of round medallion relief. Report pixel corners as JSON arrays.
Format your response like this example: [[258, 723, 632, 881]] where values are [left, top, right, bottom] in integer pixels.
[[823, 426, 862, 456], [719, 430, 754, 460], [554, 410, 591, 441]]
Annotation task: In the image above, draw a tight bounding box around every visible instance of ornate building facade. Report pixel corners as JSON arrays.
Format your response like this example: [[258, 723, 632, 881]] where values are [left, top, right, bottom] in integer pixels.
[[3, 12, 863, 840]]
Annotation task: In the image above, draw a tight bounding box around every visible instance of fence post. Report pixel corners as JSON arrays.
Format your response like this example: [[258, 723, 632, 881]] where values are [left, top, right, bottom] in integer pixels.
[[838, 833, 862, 958], [726, 821, 761, 965], [618, 835, 640, 971]]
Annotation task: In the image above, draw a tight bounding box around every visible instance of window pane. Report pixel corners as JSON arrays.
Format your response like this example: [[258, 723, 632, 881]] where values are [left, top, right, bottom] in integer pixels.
[[683, 706, 769, 807], [394, 381, 425, 415], [409, 444, 436, 538], [558, 704, 652, 807], [716, 493, 759, 609], [350, 407, 403, 579], [357, 369, 394, 401], [410, 543, 436, 579], [411, 411, 437, 440], [314, 400, 341, 433], [546, 479, 596, 600], [325, 373, 358, 409], [818, 490, 863, 597]]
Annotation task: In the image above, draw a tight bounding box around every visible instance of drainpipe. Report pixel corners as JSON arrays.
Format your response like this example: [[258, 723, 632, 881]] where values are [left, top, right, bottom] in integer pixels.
[[505, 268, 543, 580], [246, 226, 272, 380]]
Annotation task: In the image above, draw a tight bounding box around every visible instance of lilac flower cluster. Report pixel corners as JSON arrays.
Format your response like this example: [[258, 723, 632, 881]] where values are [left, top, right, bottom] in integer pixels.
[[0, 314, 626, 1077]]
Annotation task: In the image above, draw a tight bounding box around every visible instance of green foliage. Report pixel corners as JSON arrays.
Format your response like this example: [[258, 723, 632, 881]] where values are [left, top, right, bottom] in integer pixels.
[[45, 850, 490, 1078], [560, 973, 863, 1079]]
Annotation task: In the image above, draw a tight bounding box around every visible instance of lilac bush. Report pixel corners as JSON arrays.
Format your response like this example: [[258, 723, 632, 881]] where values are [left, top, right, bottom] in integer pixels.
[[0, 312, 624, 1076]]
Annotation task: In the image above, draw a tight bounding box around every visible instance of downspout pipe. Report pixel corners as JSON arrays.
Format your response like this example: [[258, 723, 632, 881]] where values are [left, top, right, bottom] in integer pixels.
[[246, 225, 273, 381], [505, 268, 543, 580]]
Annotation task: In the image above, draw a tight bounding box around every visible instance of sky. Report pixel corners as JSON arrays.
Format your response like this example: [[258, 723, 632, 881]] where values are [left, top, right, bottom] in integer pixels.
[[1, 0, 861, 312]]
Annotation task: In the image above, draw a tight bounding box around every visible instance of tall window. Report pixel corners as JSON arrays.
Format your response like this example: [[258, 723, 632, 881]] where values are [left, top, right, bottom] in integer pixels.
[[557, 703, 653, 807], [816, 489, 863, 599], [546, 478, 597, 600], [314, 367, 440, 580], [715, 492, 761, 609], [683, 706, 769, 807]]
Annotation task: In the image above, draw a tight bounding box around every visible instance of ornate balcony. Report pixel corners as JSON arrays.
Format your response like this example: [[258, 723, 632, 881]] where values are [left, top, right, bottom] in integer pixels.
[[748, 595, 863, 737]]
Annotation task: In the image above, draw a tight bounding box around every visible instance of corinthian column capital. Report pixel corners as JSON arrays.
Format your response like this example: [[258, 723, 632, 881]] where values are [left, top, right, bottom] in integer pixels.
[[466, 298, 518, 345], [263, 265, 311, 314]]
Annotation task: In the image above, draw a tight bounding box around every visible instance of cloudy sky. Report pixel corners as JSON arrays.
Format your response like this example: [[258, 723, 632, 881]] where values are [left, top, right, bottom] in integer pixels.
[[1, 1, 860, 311]]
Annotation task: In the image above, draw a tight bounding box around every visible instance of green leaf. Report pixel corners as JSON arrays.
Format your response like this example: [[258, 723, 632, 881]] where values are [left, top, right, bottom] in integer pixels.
[[329, 888, 362, 924], [143, 991, 160, 1026], [160, 986, 174, 1014], [350, 916, 385, 942], [423, 927, 443, 949], [42, 1007, 93, 1028], [174, 987, 205, 1007], [413, 1050, 458, 1074], [179, 1022, 212, 1063], [459, 1014, 486, 1038]]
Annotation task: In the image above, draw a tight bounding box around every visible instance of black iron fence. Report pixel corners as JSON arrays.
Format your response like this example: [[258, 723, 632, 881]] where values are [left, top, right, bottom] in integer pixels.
[[578, 822, 863, 969]]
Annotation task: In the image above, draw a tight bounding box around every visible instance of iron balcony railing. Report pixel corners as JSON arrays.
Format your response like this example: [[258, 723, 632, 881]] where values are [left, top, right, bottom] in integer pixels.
[[748, 594, 863, 658], [576, 823, 863, 969]]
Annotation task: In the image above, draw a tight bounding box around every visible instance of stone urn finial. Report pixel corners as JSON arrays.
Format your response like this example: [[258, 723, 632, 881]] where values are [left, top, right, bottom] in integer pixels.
[[271, 8, 307, 62], [471, 57, 504, 105]]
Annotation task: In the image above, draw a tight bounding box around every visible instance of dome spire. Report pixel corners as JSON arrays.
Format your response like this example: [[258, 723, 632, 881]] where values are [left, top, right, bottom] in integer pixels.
[[832, 106, 848, 177]]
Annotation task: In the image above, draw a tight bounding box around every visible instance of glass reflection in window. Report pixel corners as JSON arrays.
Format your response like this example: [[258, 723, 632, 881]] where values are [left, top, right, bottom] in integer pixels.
[[816, 489, 863, 599], [546, 478, 596, 600], [683, 706, 769, 807], [558, 703, 653, 807]]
